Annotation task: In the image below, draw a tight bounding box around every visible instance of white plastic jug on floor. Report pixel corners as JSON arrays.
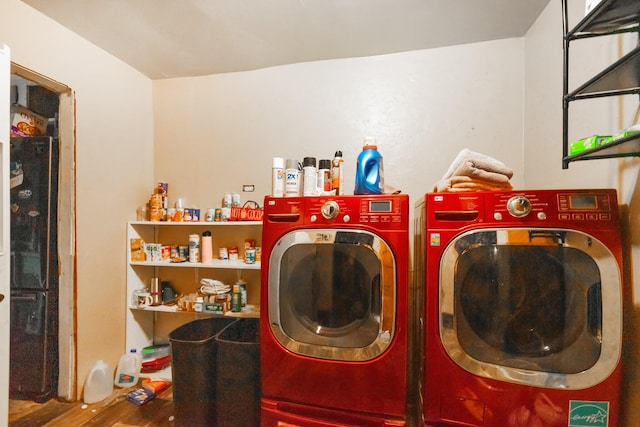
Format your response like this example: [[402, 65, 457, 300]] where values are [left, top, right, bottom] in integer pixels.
[[114, 348, 142, 387], [84, 360, 113, 404]]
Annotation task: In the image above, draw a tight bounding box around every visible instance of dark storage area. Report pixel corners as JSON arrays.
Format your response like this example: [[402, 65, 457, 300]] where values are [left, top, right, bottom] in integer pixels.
[[169, 317, 237, 426], [169, 317, 260, 426], [216, 318, 260, 427]]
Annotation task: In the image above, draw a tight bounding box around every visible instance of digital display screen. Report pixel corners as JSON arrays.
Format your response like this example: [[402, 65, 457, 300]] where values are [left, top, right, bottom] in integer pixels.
[[570, 195, 597, 209], [370, 200, 392, 212]]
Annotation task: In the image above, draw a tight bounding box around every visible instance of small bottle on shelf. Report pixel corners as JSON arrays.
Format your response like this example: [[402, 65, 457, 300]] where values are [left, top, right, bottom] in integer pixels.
[[194, 296, 204, 313]]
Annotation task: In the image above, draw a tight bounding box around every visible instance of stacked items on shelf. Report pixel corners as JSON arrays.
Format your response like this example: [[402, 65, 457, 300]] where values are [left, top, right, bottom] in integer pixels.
[[140, 345, 171, 374], [140, 181, 263, 223]]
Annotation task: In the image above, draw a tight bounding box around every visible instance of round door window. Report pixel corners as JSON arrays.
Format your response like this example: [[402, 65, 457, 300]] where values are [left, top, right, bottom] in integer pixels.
[[269, 229, 396, 361]]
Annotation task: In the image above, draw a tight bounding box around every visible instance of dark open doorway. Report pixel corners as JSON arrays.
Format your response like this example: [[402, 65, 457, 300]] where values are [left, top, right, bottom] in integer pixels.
[[10, 66, 76, 402]]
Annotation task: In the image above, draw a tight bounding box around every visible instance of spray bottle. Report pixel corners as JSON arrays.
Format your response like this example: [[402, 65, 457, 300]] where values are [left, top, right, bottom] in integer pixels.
[[302, 157, 318, 196], [271, 157, 285, 197], [332, 151, 344, 195], [317, 159, 332, 195], [285, 159, 300, 197]]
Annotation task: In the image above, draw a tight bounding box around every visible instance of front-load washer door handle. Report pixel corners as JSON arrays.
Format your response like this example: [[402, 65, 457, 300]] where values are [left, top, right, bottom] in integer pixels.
[[587, 282, 603, 340]]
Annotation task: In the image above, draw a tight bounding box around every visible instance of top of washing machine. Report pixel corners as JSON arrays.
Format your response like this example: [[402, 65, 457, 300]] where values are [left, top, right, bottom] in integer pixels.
[[427, 188, 619, 232], [264, 194, 409, 230]]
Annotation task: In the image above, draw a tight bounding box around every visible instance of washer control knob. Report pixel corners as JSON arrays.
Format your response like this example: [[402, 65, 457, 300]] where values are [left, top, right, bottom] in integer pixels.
[[507, 196, 532, 218], [321, 200, 340, 220]]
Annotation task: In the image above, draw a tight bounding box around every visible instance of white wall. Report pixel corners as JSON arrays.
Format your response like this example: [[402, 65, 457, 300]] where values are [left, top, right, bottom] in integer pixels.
[[153, 39, 525, 215], [525, 1, 640, 425], [1, 0, 155, 398], [155, 3, 640, 424], [3, 1, 638, 423]]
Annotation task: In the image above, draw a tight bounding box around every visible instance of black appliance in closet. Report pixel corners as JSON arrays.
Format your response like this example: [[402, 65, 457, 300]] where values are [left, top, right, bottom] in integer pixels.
[[9, 136, 59, 402]]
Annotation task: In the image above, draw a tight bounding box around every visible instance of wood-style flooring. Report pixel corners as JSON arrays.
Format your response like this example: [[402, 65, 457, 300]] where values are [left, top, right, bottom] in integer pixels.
[[8, 385, 175, 427]]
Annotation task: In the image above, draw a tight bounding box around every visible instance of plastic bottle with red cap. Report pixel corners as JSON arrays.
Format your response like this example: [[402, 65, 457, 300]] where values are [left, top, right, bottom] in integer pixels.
[[354, 137, 384, 195]]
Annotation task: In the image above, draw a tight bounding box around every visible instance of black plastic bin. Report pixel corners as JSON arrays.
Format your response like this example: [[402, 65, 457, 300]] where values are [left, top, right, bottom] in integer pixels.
[[215, 318, 261, 427], [169, 317, 238, 426]]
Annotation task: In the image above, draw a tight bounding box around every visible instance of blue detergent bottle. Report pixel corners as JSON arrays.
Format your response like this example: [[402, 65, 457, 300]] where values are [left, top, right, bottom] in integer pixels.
[[354, 137, 384, 195]]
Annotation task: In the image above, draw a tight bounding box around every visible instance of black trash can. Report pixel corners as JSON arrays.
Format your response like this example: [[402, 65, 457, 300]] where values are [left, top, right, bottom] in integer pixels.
[[215, 318, 261, 427], [169, 317, 238, 426]]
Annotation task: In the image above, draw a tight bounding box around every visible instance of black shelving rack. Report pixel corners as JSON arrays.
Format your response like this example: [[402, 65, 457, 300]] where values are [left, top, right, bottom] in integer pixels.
[[562, 0, 640, 168]]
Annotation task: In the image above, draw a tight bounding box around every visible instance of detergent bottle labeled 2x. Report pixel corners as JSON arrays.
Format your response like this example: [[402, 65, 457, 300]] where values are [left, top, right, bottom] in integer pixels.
[[354, 137, 384, 195]]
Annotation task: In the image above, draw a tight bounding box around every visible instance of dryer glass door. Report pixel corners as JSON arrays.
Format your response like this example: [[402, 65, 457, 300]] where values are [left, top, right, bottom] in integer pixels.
[[440, 228, 622, 389], [268, 229, 396, 361]]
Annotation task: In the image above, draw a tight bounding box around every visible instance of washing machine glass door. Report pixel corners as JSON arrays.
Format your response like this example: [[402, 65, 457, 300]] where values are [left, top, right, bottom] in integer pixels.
[[440, 228, 622, 389], [269, 229, 396, 361]]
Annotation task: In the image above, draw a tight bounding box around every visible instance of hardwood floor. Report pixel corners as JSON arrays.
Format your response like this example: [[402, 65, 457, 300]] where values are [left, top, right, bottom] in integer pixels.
[[8, 385, 175, 426]]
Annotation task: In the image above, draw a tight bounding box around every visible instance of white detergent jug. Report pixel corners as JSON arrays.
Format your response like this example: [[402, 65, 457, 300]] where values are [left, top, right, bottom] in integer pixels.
[[84, 360, 113, 404], [114, 348, 142, 387]]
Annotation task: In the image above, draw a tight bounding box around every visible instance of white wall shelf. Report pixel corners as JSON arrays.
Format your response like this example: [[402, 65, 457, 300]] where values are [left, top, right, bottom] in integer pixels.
[[125, 219, 263, 381], [129, 259, 260, 270]]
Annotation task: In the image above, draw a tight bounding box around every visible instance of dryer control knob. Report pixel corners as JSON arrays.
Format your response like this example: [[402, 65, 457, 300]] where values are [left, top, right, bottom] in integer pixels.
[[507, 196, 531, 218], [321, 200, 340, 219]]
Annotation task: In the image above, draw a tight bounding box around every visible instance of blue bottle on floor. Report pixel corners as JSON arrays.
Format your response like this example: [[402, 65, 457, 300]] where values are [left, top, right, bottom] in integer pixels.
[[354, 137, 384, 195]]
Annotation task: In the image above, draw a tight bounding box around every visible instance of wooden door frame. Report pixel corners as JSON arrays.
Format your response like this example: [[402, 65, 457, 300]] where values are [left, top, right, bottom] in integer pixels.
[[11, 63, 76, 402]]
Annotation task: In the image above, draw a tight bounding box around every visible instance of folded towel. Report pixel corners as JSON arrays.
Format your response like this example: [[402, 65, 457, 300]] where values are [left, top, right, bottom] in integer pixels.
[[441, 149, 514, 181], [434, 149, 514, 193], [451, 160, 513, 184], [433, 176, 513, 193]]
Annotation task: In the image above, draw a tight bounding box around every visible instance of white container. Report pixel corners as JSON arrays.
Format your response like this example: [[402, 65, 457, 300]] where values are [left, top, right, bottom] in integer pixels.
[[188, 233, 200, 263], [84, 360, 113, 403], [195, 296, 204, 312], [272, 157, 285, 197], [302, 157, 318, 196], [285, 159, 300, 197], [114, 349, 142, 388]]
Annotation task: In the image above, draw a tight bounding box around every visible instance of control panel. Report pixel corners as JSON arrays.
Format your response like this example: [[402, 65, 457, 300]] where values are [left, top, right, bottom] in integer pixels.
[[428, 190, 618, 228], [264, 195, 408, 229], [490, 190, 615, 224]]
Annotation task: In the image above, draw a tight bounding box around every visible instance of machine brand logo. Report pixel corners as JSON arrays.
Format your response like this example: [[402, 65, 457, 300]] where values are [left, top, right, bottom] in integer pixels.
[[430, 233, 440, 246], [568, 401, 609, 427]]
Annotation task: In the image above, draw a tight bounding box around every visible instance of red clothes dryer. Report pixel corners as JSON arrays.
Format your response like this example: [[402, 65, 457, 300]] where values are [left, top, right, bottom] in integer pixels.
[[414, 189, 624, 427], [261, 195, 411, 426]]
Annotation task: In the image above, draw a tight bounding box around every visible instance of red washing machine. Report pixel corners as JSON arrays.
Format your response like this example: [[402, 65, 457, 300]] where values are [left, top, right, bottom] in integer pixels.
[[414, 189, 624, 427], [260, 195, 411, 426]]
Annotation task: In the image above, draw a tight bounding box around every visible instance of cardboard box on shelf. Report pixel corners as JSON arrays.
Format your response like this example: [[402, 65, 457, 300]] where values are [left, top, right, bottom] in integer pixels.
[[10, 105, 47, 137], [130, 238, 146, 262]]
